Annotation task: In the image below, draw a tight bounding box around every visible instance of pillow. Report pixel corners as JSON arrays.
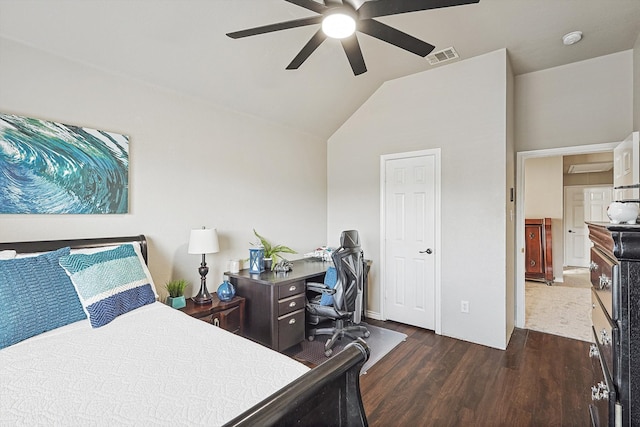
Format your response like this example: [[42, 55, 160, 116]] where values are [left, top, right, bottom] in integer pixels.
[[320, 266, 338, 306], [59, 244, 156, 328], [0, 247, 87, 349], [0, 250, 16, 260], [71, 242, 158, 298]]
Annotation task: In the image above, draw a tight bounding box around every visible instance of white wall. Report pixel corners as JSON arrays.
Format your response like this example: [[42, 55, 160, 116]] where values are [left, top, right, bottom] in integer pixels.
[[524, 156, 564, 280], [635, 34, 640, 131], [0, 37, 328, 299], [328, 49, 513, 349], [515, 51, 633, 152]]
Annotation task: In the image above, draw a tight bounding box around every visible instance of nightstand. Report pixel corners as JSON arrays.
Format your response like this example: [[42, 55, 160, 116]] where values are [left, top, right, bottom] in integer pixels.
[[180, 295, 245, 335]]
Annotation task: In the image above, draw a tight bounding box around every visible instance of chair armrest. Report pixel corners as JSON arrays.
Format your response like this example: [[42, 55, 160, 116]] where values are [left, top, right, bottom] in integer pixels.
[[307, 282, 336, 295]]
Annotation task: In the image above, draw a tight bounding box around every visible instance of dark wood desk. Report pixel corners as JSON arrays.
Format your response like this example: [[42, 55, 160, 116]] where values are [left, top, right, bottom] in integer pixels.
[[226, 258, 329, 352]]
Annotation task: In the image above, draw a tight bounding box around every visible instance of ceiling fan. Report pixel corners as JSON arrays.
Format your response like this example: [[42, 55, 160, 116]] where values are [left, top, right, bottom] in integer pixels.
[[226, 0, 480, 76]]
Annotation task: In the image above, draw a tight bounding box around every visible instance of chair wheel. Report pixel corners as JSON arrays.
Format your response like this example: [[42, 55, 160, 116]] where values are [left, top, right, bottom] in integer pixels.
[[364, 331, 371, 338], [324, 348, 333, 357], [308, 335, 315, 342]]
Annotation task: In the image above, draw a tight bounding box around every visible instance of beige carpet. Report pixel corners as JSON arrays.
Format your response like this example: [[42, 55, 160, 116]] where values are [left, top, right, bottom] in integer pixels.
[[525, 268, 592, 342]]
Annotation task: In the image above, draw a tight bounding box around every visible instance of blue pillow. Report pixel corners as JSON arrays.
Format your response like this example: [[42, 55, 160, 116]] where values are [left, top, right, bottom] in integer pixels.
[[0, 247, 86, 349], [320, 266, 338, 306], [59, 244, 156, 328]]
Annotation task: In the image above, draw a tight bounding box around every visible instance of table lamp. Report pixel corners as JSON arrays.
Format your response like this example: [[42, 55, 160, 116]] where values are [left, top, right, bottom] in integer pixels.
[[188, 227, 220, 305]]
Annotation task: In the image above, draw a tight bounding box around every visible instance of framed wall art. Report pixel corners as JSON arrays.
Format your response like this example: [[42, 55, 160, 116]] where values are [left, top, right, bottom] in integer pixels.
[[0, 113, 129, 214]]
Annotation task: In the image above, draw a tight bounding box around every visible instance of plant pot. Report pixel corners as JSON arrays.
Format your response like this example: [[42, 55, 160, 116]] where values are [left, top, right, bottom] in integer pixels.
[[263, 257, 273, 271], [166, 295, 186, 309]]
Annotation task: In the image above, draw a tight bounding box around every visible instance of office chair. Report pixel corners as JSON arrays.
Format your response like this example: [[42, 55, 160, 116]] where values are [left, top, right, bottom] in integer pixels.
[[306, 230, 370, 357]]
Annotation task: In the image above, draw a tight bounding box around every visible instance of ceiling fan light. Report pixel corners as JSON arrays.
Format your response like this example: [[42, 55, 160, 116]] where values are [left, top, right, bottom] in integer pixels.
[[322, 13, 356, 39]]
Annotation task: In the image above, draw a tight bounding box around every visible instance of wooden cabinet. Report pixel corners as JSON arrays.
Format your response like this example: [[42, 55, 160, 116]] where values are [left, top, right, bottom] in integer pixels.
[[587, 222, 640, 426], [525, 218, 553, 284], [180, 295, 245, 335], [227, 259, 327, 352]]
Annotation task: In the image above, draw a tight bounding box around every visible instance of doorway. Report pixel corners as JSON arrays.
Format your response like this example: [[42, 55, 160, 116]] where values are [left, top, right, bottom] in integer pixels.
[[380, 149, 441, 333], [515, 142, 618, 328]]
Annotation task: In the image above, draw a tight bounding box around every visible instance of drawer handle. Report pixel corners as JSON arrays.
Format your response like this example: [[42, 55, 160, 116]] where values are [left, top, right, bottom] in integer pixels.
[[600, 329, 611, 346], [289, 301, 297, 308], [589, 344, 599, 358], [591, 381, 609, 401], [289, 285, 297, 292], [599, 274, 611, 290], [530, 260, 536, 267], [288, 318, 296, 325], [213, 318, 220, 327]]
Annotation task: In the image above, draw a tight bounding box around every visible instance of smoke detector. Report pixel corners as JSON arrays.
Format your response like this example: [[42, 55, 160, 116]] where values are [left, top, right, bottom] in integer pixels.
[[562, 31, 583, 46], [426, 47, 459, 65]]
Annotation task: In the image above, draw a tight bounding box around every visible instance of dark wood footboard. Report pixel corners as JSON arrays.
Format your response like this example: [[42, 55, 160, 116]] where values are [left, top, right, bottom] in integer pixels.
[[224, 340, 370, 427]]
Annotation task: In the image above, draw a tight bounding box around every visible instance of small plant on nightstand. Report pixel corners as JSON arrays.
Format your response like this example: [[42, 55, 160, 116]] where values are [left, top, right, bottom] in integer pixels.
[[165, 279, 188, 309]]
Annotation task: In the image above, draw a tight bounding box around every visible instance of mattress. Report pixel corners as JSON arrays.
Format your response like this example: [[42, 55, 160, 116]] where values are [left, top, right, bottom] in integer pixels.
[[0, 301, 309, 426]]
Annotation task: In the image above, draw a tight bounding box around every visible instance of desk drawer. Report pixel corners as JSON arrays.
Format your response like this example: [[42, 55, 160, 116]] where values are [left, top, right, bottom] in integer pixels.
[[278, 309, 305, 351], [279, 281, 304, 299], [278, 293, 305, 316]]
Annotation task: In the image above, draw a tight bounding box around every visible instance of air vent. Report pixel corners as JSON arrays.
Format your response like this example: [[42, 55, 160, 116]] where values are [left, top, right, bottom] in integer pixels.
[[426, 47, 459, 65], [567, 162, 613, 174]]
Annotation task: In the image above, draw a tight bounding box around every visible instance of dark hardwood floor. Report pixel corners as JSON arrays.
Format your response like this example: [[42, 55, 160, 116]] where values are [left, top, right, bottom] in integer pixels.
[[359, 319, 593, 427]]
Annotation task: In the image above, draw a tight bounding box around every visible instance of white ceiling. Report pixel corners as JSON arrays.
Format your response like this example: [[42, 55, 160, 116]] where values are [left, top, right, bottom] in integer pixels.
[[1, 0, 639, 139]]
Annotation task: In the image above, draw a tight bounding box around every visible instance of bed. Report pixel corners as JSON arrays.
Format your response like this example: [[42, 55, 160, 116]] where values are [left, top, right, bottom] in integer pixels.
[[0, 235, 369, 426]]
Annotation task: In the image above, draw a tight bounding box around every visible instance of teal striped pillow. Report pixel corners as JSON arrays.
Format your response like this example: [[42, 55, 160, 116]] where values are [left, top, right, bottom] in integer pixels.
[[59, 244, 156, 328]]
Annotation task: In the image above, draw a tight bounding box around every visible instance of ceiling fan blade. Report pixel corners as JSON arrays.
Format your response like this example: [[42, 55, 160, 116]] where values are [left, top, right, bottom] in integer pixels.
[[226, 16, 323, 39], [286, 29, 327, 70], [358, 19, 435, 57], [285, 0, 329, 14], [358, 0, 479, 19], [341, 34, 367, 76]]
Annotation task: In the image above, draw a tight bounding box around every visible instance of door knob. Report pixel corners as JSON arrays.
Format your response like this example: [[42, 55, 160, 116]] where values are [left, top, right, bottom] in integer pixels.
[[419, 248, 433, 254]]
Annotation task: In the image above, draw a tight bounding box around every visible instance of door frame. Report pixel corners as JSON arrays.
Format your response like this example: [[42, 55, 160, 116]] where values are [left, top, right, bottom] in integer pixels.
[[515, 142, 618, 328], [380, 148, 442, 334]]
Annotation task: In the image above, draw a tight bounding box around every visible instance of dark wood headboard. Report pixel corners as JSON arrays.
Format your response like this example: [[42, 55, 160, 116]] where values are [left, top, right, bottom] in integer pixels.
[[0, 235, 148, 264]]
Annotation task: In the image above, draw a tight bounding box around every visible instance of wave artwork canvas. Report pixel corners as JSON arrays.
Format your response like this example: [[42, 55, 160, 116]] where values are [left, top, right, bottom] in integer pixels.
[[0, 113, 129, 214]]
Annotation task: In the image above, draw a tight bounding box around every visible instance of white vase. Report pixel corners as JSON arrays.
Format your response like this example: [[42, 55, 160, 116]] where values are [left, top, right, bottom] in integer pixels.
[[607, 202, 639, 224]]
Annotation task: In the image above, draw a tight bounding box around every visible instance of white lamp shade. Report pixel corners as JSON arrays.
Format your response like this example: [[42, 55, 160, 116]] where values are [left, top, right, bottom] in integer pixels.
[[188, 228, 220, 254]]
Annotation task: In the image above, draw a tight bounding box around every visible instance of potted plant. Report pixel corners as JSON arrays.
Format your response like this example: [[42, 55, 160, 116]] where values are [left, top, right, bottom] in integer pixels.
[[165, 279, 188, 309], [253, 229, 297, 271]]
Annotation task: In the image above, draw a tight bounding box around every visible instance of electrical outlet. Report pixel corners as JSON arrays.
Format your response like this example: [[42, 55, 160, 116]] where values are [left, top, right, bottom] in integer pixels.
[[461, 300, 469, 313]]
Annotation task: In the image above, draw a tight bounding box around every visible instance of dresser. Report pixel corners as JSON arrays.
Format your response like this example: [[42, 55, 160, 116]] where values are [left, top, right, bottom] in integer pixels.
[[226, 259, 328, 352], [587, 222, 640, 426], [525, 218, 553, 284]]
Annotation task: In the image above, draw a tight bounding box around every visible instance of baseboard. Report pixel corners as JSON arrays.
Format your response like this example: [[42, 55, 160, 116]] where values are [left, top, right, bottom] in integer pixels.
[[365, 310, 383, 320]]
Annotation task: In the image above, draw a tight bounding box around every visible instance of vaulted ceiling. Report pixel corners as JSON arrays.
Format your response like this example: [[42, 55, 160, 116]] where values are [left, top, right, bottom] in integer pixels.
[[1, 0, 639, 139]]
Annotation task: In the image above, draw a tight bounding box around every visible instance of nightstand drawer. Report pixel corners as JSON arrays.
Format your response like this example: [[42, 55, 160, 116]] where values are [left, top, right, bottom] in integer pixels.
[[278, 309, 304, 351], [279, 281, 304, 299], [212, 305, 243, 334], [278, 294, 305, 316]]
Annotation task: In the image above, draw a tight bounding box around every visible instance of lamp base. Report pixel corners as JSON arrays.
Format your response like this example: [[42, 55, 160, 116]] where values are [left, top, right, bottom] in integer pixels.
[[193, 258, 212, 305], [192, 294, 212, 305]]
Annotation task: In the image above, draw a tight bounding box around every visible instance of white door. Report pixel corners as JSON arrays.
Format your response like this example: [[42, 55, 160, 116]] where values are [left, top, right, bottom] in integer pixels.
[[564, 186, 612, 267], [383, 152, 438, 330], [613, 131, 640, 200]]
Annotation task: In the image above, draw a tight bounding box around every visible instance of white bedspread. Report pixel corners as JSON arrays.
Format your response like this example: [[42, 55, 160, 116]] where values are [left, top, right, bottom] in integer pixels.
[[0, 302, 309, 426]]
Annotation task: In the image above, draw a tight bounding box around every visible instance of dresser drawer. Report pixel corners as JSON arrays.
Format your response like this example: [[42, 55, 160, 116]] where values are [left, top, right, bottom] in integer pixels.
[[277, 309, 305, 351], [589, 326, 617, 427], [279, 281, 304, 299], [278, 293, 305, 316], [591, 289, 618, 384], [590, 247, 619, 320]]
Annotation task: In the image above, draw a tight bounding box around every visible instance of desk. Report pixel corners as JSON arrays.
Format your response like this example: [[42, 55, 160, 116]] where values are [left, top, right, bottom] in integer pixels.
[[226, 258, 329, 352]]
